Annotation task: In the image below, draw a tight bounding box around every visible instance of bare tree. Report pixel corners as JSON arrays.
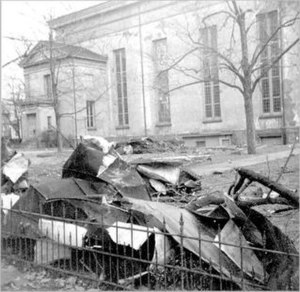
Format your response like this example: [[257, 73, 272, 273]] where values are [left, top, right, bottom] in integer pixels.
[[2, 78, 24, 141], [161, 0, 299, 154]]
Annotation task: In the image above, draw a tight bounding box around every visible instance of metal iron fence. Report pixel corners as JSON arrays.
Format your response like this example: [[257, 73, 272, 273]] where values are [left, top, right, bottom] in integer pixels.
[[1, 202, 299, 291]]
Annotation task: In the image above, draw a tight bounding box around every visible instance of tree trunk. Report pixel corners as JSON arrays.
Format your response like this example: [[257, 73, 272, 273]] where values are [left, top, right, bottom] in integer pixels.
[[236, 10, 256, 154], [55, 109, 63, 153], [244, 90, 256, 154]]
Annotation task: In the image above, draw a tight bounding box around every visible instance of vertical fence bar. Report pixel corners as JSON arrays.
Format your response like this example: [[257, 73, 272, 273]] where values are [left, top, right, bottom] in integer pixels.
[[51, 203, 54, 266], [130, 212, 134, 285], [146, 225, 151, 290], [9, 198, 13, 257], [39, 209, 43, 265], [108, 226, 112, 283], [24, 220, 28, 260], [116, 221, 120, 283], [198, 225, 202, 289], [101, 214, 105, 279], [88, 223, 92, 276], [154, 250, 158, 290], [209, 258, 213, 290], [217, 224, 223, 290], [138, 247, 142, 288], [46, 228, 49, 263], [62, 202, 66, 271], [123, 243, 127, 283], [18, 199, 22, 258], [163, 218, 167, 289], [69, 232, 72, 271], [75, 207, 79, 273], [239, 229, 244, 290], [179, 214, 184, 290], [57, 230, 60, 269]]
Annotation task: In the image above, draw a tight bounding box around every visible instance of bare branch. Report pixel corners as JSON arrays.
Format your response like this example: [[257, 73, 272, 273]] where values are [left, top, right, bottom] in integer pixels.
[[252, 37, 299, 93], [250, 13, 300, 70], [218, 79, 244, 95], [158, 47, 199, 76]]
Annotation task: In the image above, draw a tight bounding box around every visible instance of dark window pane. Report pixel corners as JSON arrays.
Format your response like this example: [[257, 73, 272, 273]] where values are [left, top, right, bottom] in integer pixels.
[[213, 85, 220, 104], [121, 50, 126, 72], [273, 97, 281, 112], [205, 82, 212, 104], [115, 49, 129, 126], [272, 77, 280, 96], [263, 99, 270, 113], [272, 63, 280, 77], [118, 113, 123, 125], [116, 52, 121, 73], [269, 11, 278, 35], [206, 105, 212, 118], [117, 83, 122, 98], [86, 101, 95, 128], [214, 103, 221, 117], [125, 113, 129, 125], [262, 79, 270, 97]]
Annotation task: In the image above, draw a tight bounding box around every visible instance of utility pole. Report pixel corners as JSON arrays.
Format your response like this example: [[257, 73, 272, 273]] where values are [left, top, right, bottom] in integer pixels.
[[71, 63, 78, 146], [138, 3, 147, 136]]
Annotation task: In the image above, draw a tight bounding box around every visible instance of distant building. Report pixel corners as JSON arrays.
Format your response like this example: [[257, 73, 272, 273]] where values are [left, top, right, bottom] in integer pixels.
[[19, 41, 107, 143], [22, 1, 300, 147]]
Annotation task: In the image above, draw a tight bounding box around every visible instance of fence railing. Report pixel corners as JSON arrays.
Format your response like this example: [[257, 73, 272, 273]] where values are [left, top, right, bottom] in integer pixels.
[[1, 202, 299, 291]]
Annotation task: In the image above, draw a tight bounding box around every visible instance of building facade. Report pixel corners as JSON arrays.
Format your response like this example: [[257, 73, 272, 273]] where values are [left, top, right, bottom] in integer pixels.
[[31, 1, 300, 147], [19, 41, 108, 144]]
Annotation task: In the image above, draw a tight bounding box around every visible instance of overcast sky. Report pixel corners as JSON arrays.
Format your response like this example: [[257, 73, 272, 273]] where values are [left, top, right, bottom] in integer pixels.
[[2, 1, 99, 98]]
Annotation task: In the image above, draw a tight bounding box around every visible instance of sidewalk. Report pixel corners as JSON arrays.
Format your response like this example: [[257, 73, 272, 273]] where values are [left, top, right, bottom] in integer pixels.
[[186, 147, 300, 177]]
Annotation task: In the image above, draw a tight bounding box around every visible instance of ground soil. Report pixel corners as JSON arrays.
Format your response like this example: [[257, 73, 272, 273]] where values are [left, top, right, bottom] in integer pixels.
[[1, 144, 299, 290]]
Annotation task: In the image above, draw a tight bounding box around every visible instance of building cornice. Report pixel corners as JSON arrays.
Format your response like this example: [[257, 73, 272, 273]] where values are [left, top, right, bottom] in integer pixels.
[[49, 1, 139, 29]]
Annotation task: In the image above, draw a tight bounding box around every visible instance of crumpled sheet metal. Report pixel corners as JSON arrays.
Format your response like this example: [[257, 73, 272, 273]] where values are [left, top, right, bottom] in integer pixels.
[[2, 153, 29, 183], [62, 143, 151, 201], [38, 218, 87, 247], [107, 221, 172, 267], [122, 198, 239, 279], [2, 177, 131, 241], [137, 164, 181, 185], [213, 219, 265, 282]]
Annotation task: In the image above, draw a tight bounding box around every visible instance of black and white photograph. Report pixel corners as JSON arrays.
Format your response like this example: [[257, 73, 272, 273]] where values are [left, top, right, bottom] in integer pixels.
[[1, 0, 299, 290]]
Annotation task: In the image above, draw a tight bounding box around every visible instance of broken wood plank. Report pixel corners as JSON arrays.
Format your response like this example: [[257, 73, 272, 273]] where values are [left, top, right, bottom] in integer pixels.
[[235, 168, 299, 207], [237, 197, 290, 208]]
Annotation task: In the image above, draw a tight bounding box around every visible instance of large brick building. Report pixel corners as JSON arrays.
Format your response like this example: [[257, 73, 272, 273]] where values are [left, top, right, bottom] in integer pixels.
[[21, 1, 300, 147]]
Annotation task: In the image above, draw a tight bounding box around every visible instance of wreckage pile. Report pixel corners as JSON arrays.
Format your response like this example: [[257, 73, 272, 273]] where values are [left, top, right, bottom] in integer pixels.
[[1, 136, 299, 290], [1, 138, 30, 216], [115, 137, 185, 154]]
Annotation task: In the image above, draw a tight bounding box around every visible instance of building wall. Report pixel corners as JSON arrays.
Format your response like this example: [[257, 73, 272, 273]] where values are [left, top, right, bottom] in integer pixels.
[[21, 58, 108, 142], [50, 1, 300, 146]]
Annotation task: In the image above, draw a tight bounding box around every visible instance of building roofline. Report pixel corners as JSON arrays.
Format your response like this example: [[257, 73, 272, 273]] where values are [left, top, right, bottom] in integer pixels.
[[19, 41, 107, 69], [49, 1, 139, 29]]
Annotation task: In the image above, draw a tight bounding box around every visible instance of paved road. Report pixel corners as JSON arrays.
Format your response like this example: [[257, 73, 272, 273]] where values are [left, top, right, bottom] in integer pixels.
[[186, 147, 300, 177]]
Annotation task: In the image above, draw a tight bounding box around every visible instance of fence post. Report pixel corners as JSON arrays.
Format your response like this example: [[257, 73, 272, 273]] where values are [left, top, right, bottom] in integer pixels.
[[116, 220, 119, 283], [75, 207, 79, 273], [163, 217, 167, 289], [217, 224, 223, 290], [179, 214, 184, 290], [239, 229, 244, 290]]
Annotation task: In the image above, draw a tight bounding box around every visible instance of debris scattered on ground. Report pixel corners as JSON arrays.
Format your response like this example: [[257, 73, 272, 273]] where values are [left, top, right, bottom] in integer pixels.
[[1, 136, 299, 291], [115, 137, 186, 154]]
